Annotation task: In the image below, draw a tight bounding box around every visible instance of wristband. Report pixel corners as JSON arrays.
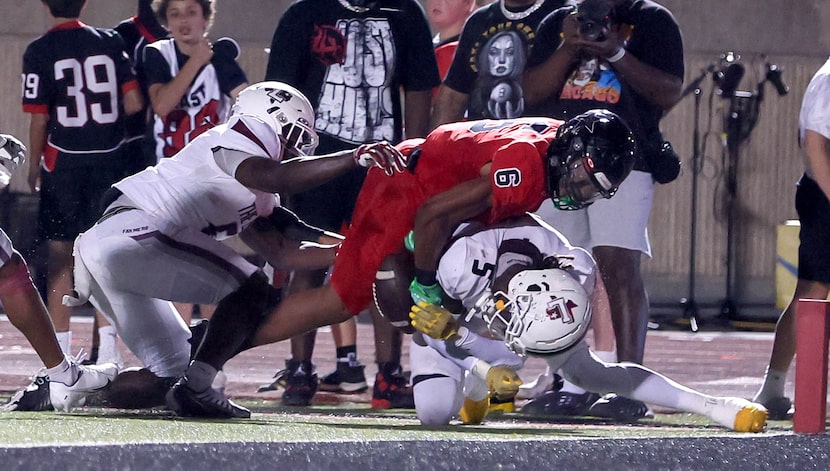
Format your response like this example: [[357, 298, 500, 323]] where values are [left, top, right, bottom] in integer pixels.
[[606, 47, 626, 63], [409, 278, 443, 305], [403, 230, 415, 252]]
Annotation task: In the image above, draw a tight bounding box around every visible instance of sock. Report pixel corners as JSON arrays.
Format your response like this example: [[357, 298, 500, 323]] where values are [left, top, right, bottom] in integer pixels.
[[186, 360, 218, 391], [593, 350, 617, 363], [336, 346, 359, 366], [55, 331, 72, 356], [753, 366, 788, 403], [558, 371, 587, 395], [97, 325, 121, 365], [44, 356, 76, 386]]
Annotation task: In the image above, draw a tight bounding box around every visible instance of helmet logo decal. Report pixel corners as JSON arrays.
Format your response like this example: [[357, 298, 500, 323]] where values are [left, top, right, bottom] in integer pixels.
[[546, 296, 577, 324], [494, 168, 522, 187], [265, 88, 294, 114]]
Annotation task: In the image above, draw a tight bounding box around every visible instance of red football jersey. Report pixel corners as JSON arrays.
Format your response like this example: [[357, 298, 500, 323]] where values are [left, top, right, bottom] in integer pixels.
[[331, 117, 562, 314]]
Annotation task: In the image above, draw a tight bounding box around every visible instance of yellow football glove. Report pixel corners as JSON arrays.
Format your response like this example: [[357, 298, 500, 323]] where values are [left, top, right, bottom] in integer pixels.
[[485, 365, 523, 401], [409, 301, 458, 340]]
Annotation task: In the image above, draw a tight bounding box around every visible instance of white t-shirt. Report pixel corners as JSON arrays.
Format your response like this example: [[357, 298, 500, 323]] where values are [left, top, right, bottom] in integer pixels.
[[799, 57, 830, 143]]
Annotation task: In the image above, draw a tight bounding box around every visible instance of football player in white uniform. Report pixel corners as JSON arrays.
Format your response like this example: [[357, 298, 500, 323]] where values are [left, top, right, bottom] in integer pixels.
[[64, 82, 407, 418], [408, 215, 769, 432], [1, 134, 118, 412]]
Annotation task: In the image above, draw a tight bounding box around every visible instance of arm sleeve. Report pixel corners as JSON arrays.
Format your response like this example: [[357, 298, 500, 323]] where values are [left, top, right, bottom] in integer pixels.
[[212, 146, 257, 177], [142, 44, 173, 87], [423, 328, 524, 370]]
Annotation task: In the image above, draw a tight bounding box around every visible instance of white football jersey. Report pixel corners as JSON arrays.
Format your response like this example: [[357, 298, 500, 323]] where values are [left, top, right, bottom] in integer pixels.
[[116, 114, 281, 240], [437, 214, 597, 311]]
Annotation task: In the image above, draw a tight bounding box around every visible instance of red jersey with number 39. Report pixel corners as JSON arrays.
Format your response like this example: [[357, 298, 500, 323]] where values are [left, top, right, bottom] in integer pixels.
[[21, 21, 138, 170]]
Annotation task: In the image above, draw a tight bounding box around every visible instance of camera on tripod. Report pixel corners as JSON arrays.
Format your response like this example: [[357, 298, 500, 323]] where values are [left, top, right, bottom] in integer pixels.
[[576, 0, 613, 41]]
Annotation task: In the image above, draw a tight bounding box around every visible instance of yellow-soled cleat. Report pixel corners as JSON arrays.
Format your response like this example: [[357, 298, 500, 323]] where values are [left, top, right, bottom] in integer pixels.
[[459, 397, 490, 425], [734, 403, 768, 433]]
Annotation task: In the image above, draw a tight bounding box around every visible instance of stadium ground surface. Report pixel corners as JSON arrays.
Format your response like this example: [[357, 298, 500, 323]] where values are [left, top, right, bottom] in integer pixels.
[[1, 314, 828, 470]]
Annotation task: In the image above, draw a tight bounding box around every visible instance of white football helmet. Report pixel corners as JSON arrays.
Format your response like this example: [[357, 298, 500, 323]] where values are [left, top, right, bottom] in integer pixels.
[[0, 134, 26, 190], [231, 81, 319, 157], [481, 268, 592, 356]]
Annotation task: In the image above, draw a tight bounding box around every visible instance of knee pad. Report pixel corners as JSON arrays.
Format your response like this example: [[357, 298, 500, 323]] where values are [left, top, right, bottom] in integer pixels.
[[0, 254, 36, 298]]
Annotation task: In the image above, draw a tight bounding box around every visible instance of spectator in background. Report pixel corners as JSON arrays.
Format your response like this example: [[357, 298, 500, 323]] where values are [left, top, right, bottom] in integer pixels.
[[426, 0, 476, 81], [522, 0, 685, 420], [143, 0, 249, 324], [115, 0, 169, 176], [431, 0, 570, 127], [263, 0, 439, 409], [22, 0, 144, 370], [753, 57, 830, 420], [73, 0, 171, 370]]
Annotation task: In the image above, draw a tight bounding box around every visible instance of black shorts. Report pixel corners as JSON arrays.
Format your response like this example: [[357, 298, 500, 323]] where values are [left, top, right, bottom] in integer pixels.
[[287, 166, 367, 232], [37, 166, 125, 241], [795, 174, 830, 283]]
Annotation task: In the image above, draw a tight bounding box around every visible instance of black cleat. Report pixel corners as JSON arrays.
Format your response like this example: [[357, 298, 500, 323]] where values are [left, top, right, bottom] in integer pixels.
[[3, 371, 53, 411], [372, 362, 414, 409], [258, 359, 319, 406], [320, 362, 368, 393], [520, 390, 600, 417], [281, 360, 318, 406], [761, 396, 794, 420], [166, 378, 250, 419], [588, 393, 654, 421]]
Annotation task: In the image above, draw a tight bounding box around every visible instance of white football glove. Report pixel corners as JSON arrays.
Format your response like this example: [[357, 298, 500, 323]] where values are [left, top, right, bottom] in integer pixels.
[[353, 141, 407, 176]]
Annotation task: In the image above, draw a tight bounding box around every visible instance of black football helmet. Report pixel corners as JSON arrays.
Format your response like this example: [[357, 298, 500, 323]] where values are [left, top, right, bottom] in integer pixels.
[[546, 109, 636, 210]]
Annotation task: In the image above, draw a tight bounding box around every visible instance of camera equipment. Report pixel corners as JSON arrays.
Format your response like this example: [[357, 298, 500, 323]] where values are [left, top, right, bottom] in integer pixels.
[[577, 0, 612, 41], [712, 52, 745, 97], [766, 62, 789, 96]]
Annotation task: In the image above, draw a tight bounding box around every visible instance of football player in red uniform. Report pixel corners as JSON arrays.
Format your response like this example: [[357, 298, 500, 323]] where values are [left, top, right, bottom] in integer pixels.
[[173, 108, 637, 418]]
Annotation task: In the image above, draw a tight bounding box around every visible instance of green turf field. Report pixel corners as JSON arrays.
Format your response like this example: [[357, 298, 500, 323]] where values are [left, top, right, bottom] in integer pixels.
[[0, 398, 793, 447]]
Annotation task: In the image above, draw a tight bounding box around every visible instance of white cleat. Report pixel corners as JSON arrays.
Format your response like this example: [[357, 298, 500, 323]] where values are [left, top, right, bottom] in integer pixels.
[[49, 363, 119, 412]]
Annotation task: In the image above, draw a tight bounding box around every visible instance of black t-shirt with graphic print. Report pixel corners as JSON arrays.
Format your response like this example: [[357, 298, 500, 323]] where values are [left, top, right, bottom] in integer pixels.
[[443, 0, 569, 120], [528, 0, 685, 171], [265, 0, 440, 153]]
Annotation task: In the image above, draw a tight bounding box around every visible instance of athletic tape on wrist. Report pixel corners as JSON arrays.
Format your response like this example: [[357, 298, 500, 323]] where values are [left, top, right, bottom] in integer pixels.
[[606, 47, 626, 63]]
